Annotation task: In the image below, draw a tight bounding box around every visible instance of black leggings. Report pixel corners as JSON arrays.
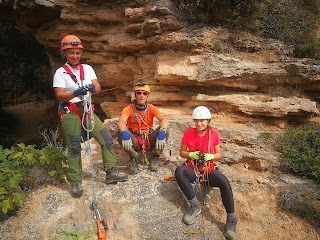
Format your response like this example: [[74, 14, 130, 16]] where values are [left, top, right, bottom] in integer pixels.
[[175, 165, 235, 213]]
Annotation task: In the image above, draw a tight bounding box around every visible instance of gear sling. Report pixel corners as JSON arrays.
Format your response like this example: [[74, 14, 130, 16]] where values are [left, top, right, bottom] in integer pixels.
[[58, 64, 94, 124]]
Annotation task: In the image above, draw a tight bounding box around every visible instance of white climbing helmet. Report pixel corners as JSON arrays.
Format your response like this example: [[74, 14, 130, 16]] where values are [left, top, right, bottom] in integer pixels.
[[192, 106, 212, 119]]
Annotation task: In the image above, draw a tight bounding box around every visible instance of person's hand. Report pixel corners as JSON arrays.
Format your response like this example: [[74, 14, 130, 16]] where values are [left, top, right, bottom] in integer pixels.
[[84, 84, 96, 93], [156, 129, 166, 150], [73, 86, 88, 96], [204, 153, 215, 161], [121, 130, 132, 151], [188, 151, 199, 160]]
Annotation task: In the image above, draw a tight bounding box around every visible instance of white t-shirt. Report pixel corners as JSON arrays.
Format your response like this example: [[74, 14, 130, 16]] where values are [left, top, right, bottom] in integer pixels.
[[53, 63, 97, 103]]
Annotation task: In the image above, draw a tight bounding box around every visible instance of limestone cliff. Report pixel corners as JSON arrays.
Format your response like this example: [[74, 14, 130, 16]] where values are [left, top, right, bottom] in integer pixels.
[[0, 1, 319, 240], [0, 0, 318, 124]]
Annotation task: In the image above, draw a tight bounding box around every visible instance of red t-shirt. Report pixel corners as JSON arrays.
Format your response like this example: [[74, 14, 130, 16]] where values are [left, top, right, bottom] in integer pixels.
[[183, 127, 220, 174], [121, 103, 160, 133], [182, 128, 220, 154]]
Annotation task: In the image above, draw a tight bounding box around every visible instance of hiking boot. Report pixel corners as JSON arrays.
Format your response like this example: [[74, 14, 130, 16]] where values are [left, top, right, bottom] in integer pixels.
[[105, 168, 128, 184], [182, 204, 201, 225], [149, 155, 159, 172], [225, 215, 238, 239], [130, 157, 139, 175], [71, 183, 83, 198]]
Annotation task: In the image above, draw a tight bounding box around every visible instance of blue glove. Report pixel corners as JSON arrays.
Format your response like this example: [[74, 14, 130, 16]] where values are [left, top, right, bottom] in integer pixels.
[[121, 130, 132, 151], [84, 84, 96, 93], [156, 129, 166, 150], [73, 86, 88, 96]]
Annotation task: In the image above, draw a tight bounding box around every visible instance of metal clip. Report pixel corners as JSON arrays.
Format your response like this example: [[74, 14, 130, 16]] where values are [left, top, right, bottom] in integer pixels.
[[63, 106, 70, 113]]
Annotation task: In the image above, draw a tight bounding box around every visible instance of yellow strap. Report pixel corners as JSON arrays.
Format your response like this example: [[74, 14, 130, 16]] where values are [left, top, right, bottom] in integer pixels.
[[137, 112, 151, 130]]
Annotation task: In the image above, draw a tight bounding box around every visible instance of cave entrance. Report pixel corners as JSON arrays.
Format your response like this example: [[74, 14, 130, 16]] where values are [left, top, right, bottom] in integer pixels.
[[0, 19, 56, 148]]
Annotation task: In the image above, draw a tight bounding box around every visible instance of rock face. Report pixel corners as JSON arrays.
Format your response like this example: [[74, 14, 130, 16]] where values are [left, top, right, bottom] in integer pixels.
[[0, 1, 320, 240], [0, 0, 318, 123]]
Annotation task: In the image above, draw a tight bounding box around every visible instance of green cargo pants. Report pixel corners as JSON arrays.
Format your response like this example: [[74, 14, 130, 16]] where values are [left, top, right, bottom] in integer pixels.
[[60, 104, 117, 184]]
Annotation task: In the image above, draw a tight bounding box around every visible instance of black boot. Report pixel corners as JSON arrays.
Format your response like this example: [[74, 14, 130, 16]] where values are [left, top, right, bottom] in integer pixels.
[[149, 154, 159, 172], [71, 183, 83, 198], [105, 168, 128, 184], [225, 214, 238, 239], [130, 157, 139, 175]]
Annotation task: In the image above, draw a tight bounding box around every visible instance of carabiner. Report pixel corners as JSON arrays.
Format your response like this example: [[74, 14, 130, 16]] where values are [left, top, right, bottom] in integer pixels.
[[96, 219, 108, 240]]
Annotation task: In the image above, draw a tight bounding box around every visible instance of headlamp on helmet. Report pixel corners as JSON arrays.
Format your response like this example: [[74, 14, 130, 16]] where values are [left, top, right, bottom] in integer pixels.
[[60, 35, 84, 51], [134, 81, 150, 93]]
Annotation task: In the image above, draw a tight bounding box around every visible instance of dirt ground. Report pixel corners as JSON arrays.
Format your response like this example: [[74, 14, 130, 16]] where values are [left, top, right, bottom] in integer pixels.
[[0, 100, 319, 240]]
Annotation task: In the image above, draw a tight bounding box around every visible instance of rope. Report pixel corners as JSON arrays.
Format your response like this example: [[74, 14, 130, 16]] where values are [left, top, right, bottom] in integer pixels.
[[141, 132, 150, 165], [81, 92, 108, 240], [100, 80, 135, 91], [82, 95, 95, 132], [81, 93, 96, 208]]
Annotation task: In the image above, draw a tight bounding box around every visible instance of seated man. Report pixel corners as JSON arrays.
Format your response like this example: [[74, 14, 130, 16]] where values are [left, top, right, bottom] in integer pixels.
[[117, 81, 169, 174]]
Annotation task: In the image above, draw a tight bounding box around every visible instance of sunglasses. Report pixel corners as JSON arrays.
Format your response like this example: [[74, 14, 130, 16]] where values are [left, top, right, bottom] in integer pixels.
[[135, 91, 148, 96]]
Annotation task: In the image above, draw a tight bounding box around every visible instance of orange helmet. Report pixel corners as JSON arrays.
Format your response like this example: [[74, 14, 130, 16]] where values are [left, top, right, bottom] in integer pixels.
[[60, 35, 84, 51], [134, 81, 151, 93]]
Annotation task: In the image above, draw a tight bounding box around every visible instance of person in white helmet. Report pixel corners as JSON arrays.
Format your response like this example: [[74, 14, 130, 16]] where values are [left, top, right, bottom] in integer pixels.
[[175, 106, 237, 239]]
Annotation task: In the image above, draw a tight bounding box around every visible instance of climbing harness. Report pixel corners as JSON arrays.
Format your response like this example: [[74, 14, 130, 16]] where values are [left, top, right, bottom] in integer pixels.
[[132, 102, 152, 165], [141, 133, 149, 165], [195, 129, 213, 204], [62, 64, 84, 86], [58, 64, 95, 125]]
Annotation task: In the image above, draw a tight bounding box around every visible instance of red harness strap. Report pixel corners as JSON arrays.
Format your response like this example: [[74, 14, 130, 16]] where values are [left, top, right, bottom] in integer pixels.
[[62, 64, 84, 83], [58, 64, 94, 124], [136, 134, 151, 150], [58, 102, 95, 125]]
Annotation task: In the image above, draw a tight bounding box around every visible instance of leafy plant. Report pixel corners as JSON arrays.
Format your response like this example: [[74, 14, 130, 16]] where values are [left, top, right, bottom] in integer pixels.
[[0, 145, 25, 214], [0, 141, 67, 216], [278, 122, 320, 182], [52, 228, 95, 240]]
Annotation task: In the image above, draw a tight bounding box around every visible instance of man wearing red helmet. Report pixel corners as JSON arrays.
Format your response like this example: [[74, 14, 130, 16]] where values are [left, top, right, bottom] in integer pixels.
[[53, 34, 128, 198], [117, 81, 169, 174]]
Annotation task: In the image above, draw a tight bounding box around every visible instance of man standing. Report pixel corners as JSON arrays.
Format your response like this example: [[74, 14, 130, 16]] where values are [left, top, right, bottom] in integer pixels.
[[117, 81, 169, 174], [53, 34, 128, 197]]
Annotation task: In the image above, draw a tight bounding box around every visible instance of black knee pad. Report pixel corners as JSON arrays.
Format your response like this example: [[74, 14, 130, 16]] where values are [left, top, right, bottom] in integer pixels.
[[69, 135, 82, 157], [100, 128, 114, 150]]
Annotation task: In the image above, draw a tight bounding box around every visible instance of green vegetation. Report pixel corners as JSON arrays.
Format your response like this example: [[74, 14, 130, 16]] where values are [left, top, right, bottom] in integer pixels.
[[173, 0, 320, 59], [279, 122, 320, 182], [0, 143, 67, 218], [278, 122, 320, 227], [52, 228, 95, 240], [280, 191, 320, 228]]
